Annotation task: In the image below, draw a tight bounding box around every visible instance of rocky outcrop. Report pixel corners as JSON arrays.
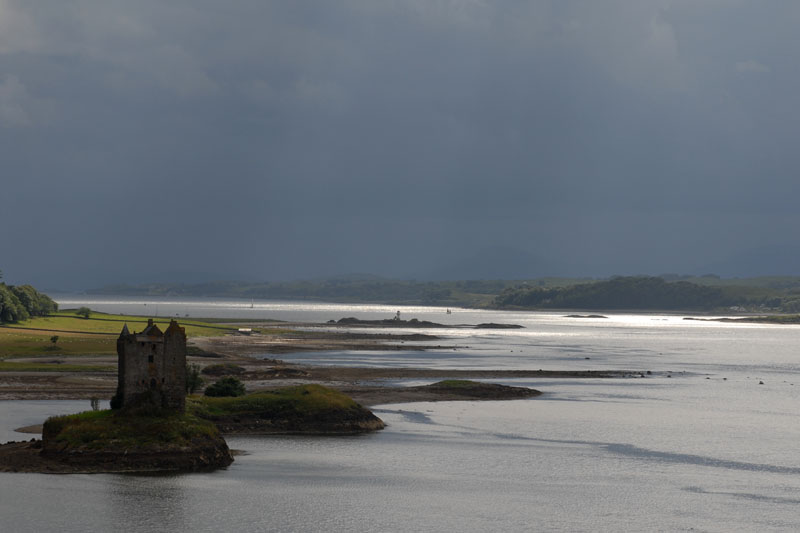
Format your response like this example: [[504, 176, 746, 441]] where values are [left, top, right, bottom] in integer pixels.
[[40, 435, 232, 472], [0, 435, 232, 474], [204, 406, 385, 435], [420, 380, 541, 399], [331, 317, 444, 328]]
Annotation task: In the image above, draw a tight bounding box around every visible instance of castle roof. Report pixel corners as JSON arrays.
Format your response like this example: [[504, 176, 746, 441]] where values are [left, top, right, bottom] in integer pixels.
[[140, 318, 163, 338], [118, 319, 184, 341]]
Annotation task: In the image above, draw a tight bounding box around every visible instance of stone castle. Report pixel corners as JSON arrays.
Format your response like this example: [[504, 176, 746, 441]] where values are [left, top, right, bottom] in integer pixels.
[[116, 319, 187, 411]]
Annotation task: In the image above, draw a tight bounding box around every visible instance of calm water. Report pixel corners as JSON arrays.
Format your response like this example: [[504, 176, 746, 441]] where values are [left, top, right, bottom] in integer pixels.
[[3, 297, 800, 531]]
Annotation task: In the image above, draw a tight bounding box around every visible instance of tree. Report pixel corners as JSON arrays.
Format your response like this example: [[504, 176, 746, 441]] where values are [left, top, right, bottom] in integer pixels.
[[50, 335, 59, 346], [0, 284, 28, 323], [0, 283, 56, 323], [75, 307, 91, 319]]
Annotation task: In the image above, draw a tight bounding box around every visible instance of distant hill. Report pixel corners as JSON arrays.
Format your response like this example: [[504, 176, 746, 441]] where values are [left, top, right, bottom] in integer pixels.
[[88, 278, 521, 308], [493, 275, 800, 312], [89, 274, 800, 313]]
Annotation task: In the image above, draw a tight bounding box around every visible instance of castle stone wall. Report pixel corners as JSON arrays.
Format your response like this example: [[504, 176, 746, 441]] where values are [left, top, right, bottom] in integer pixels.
[[116, 319, 186, 411]]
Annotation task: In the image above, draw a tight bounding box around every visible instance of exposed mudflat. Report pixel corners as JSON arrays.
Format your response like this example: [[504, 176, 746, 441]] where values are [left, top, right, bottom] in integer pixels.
[[192, 330, 447, 356]]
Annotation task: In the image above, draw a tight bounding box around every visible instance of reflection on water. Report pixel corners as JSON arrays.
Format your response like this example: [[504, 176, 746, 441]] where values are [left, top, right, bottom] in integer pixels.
[[106, 475, 191, 532], [3, 298, 800, 531]]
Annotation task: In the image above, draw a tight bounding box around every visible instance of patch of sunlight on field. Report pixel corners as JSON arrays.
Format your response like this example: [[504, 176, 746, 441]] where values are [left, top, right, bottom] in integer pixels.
[[0, 312, 232, 359], [9, 311, 234, 336]]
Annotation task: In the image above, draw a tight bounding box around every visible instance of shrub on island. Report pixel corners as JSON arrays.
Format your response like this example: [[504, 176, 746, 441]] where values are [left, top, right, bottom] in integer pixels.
[[204, 376, 246, 397], [201, 363, 246, 376]]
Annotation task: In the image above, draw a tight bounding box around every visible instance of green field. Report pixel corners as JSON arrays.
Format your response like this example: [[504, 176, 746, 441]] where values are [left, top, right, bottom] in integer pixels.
[[0, 360, 115, 372], [0, 310, 236, 360]]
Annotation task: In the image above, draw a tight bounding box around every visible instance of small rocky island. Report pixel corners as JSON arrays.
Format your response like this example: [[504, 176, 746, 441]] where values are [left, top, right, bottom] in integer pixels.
[[39, 403, 232, 473], [0, 320, 235, 473], [192, 384, 384, 435]]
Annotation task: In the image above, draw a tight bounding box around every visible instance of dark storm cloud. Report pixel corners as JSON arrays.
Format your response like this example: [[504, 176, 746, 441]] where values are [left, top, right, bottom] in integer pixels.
[[2, 0, 800, 288]]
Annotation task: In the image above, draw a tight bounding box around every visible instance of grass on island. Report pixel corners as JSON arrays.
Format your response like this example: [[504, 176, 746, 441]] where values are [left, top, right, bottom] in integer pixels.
[[0, 310, 235, 360], [43, 408, 220, 450], [188, 384, 360, 419]]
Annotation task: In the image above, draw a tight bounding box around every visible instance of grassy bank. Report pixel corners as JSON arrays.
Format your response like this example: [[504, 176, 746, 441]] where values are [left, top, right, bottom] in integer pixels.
[[189, 384, 360, 418], [187, 384, 385, 434]]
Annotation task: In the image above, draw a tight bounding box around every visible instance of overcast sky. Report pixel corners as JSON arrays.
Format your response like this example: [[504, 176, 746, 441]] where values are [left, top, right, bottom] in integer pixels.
[[2, 1, 800, 288]]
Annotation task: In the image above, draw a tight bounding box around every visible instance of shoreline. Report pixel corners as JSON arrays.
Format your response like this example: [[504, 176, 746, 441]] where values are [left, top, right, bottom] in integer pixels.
[[0, 364, 642, 403], [0, 321, 648, 402]]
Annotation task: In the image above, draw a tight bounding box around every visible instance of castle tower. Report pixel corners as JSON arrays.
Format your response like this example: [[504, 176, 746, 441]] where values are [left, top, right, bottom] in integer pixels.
[[116, 319, 187, 411]]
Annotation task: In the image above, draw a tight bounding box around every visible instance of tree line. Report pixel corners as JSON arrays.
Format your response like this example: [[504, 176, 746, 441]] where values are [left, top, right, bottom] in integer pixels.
[[0, 282, 58, 322]]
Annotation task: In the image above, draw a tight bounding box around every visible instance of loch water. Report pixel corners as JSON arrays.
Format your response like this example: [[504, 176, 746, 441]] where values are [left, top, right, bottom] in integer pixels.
[[3, 297, 800, 532]]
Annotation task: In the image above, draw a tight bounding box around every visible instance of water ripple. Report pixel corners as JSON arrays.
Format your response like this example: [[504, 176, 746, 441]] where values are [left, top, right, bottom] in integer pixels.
[[684, 486, 800, 504]]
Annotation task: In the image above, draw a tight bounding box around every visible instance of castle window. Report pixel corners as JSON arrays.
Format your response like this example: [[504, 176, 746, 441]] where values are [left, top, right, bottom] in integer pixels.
[[148, 354, 154, 363], [150, 378, 157, 389]]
